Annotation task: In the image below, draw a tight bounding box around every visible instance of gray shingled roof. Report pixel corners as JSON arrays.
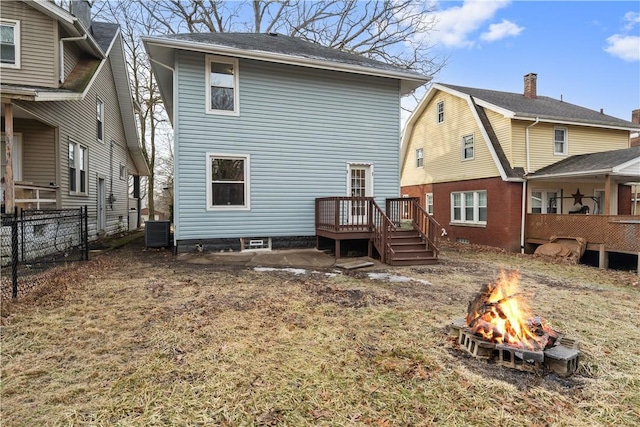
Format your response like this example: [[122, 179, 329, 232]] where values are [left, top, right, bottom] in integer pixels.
[[165, 32, 425, 78], [91, 22, 119, 54], [439, 83, 638, 129], [529, 146, 640, 177]]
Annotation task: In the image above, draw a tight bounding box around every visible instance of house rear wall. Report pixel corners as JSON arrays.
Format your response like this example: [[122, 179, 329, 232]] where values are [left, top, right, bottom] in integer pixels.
[[174, 51, 402, 242]]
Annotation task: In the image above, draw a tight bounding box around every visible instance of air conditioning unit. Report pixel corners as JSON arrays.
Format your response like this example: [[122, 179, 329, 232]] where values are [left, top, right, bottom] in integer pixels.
[[145, 220, 171, 248]]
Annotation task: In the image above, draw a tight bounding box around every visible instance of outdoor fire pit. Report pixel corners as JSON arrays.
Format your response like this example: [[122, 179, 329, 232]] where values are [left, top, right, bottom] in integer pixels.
[[449, 270, 580, 377]]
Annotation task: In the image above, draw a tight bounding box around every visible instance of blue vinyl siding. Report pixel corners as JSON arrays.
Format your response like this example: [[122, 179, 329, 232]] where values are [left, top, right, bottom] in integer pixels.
[[175, 50, 401, 240]]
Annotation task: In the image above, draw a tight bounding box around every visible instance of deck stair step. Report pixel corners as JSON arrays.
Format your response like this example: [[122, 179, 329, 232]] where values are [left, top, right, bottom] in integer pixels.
[[383, 227, 439, 266]]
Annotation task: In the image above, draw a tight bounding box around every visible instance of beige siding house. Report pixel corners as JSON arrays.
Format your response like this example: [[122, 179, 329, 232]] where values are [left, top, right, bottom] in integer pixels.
[[1, 0, 148, 237], [401, 73, 640, 269]]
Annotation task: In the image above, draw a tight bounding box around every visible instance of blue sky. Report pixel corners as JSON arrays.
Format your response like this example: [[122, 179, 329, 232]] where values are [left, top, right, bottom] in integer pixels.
[[406, 0, 640, 122]]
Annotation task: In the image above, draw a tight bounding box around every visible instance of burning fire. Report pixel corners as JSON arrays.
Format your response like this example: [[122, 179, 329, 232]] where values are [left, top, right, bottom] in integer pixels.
[[466, 269, 557, 351]]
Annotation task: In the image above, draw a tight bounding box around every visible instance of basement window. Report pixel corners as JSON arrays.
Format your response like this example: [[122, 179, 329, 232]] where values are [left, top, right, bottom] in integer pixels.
[[241, 237, 271, 251]]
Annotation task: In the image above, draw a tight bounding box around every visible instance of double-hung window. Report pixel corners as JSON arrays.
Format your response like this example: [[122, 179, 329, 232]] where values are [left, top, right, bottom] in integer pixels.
[[451, 190, 486, 225], [0, 20, 20, 68], [462, 134, 474, 160], [425, 193, 434, 215], [554, 127, 567, 155], [96, 98, 104, 142], [416, 148, 424, 168], [437, 101, 444, 123], [69, 141, 88, 195], [206, 55, 239, 115], [206, 153, 249, 210]]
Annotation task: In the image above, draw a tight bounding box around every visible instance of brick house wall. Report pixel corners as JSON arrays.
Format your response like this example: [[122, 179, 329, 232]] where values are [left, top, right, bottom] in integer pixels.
[[402, 177, 524, 252]]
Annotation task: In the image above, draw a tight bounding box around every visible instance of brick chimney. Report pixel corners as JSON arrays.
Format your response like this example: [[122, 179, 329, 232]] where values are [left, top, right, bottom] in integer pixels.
[[631, 109, 640, 147], [523, 73, 537, 99], [71, 0, 92, 31]]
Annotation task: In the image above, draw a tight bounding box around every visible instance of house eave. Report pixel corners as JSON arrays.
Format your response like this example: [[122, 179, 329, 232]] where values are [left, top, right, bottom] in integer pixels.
[[513, 116, 640, 132], [141, 36, 430, 95]]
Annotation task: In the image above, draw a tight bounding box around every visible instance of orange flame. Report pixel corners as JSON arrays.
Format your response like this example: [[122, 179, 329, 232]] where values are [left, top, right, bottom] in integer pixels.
[[466, 270, 557, 350]]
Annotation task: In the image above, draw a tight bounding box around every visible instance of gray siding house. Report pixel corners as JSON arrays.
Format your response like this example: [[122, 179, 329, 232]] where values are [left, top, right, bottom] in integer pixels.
[[1, 0, 148, 236], [144, 33, 431, 254]]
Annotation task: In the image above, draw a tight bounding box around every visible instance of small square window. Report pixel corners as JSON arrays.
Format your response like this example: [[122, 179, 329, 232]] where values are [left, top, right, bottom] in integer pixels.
[[416, 148, 424, 168], [437, 101, 444, 123], [462, 134, 474, 160], [0, 20, 20, 68], [119, 164, 127, 180]]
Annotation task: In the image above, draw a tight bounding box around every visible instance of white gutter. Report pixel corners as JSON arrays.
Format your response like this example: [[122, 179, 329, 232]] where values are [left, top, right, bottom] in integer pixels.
[[60, 34, 87, 83], [515, 116, 639, 132], [525, 117, 539, 173]]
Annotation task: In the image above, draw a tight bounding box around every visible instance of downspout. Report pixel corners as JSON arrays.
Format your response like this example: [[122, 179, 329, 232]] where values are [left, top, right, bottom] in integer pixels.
[[521, 118, 539, 254], [59, 35, 88, 83]]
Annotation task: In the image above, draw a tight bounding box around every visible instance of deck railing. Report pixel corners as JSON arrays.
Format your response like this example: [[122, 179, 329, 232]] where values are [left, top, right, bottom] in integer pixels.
[[386, 197, 441, 257], [526, 213, 640, 253], [371, 200, 396, 263], [12, 183, 58, 210], [315, 196, 375, 231]]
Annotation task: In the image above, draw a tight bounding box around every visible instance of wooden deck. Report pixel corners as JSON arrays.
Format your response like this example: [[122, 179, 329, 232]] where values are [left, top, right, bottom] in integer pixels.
[[526, 213, 640, 273], [315, 197, 440, 265]]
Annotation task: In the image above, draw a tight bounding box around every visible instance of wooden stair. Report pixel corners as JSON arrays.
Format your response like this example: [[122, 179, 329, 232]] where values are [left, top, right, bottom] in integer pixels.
[[386, 229, 438, 266]]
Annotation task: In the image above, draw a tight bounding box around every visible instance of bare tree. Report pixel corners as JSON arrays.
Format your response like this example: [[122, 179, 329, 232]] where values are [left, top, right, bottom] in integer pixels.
[[141, 0, 444, 76]]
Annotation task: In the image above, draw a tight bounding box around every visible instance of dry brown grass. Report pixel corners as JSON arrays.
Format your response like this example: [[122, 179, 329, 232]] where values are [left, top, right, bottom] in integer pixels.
[[1, 240, 639, 426]]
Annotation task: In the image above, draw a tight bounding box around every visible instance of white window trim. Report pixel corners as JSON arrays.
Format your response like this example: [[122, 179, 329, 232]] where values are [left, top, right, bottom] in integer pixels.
[[529, 189, 560, 214], [450, 190, 487, 226], [0, 19, 21, 69], [205, 54, 239, 116], [96, 97, 105, 143], [436, 100, 444, 124], [206, 152, 250, 211], [69, 140, 88, 196], [416, 148, 424, 168], [553, 126, 568, 155], [462, 134, 474, 161], [425, 192, 433, 215]]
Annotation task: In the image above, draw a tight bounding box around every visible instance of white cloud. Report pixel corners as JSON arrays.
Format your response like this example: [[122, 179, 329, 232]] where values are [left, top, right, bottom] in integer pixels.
[[623, 11, 640, 31], [480, 19, 524, 41], [605, 34, 640, 61], [604, 11, 640, 61], [415, 0, 513, 48]]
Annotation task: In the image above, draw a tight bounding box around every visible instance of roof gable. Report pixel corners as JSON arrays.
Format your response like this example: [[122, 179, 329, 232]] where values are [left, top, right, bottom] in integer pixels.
[[143, 32, 430, 100]]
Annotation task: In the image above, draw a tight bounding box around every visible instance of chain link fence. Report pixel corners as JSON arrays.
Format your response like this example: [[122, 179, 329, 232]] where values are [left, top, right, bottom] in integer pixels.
[[1, 206, 88, 300]]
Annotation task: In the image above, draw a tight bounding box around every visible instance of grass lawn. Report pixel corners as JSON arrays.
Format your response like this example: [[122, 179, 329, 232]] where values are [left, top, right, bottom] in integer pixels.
[[1, 239, 639, 426]]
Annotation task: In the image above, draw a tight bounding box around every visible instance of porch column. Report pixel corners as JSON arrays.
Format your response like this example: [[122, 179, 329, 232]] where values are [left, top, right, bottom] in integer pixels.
[[3, 103, 15, 213], [604, 175, 612, 215]]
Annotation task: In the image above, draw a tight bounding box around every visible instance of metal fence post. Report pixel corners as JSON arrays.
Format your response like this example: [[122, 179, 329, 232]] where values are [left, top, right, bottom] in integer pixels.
[[83, 205, 89, 261], [11, 207, 19, 300]]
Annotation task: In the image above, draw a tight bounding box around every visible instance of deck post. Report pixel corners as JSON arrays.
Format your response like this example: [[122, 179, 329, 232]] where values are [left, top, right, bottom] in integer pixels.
[[637, 252, 640, 277], [335, 239, 340, 259], [598, 244, 608, 269]]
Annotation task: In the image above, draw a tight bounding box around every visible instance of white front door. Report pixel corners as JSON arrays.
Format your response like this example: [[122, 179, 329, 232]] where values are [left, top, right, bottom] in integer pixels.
[[347, 164, 372, 225], [97, 178, 106, 232]]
